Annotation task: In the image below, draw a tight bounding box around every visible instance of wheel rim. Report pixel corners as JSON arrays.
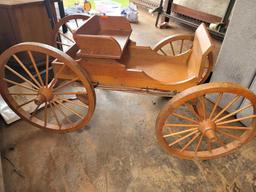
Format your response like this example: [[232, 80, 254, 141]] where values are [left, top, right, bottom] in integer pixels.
[[156, 82, 256, 160], [153, 38, 213, 84], [53, 14, 90, 51], [0, 42, 96, 132]]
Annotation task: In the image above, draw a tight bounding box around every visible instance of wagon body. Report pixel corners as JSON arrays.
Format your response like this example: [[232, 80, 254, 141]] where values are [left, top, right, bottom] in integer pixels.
[[53, 43, 195, 95], [52, 15, 214, 95]]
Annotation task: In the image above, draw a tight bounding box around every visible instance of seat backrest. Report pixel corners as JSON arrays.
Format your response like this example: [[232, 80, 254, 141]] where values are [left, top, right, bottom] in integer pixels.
[[187, 23, 214, 81]]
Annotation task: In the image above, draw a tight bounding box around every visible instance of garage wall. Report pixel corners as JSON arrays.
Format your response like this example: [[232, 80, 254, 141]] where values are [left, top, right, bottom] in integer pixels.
[[211, 0, 256, 89], [210, 0, 256, 111]]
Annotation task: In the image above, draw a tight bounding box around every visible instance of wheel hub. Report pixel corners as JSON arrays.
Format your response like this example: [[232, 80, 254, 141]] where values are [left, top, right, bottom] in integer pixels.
[[35, 87, 54, 105], [199, 119, 217, 142]]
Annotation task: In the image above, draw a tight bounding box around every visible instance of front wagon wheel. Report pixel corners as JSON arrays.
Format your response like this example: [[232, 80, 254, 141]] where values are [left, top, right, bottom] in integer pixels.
[[156, 82, 256, 160], [0, 42, 96, 132]]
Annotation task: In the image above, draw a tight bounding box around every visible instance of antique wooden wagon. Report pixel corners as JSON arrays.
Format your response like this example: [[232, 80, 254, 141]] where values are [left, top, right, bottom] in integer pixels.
[[0, 14, 255, 160]]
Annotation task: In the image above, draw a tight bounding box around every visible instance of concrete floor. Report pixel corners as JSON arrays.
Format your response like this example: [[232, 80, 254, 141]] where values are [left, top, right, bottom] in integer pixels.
[[1, 10, 256, 192]]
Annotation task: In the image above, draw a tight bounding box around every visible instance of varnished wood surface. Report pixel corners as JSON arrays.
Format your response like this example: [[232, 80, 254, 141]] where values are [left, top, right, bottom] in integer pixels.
[[74, 15, 132, 59], [187, 23, 214, 80], [49, 22, 214, 94], [0, 42, 96, 132], [122, 45, 191, 84], [53, 43, 198, 92], [156, 82, 256, 159], [60, 23, 213, 93]]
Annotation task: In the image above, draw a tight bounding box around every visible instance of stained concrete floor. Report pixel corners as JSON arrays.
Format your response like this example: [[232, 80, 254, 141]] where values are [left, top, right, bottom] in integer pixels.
[[1, 10, 256, 192]]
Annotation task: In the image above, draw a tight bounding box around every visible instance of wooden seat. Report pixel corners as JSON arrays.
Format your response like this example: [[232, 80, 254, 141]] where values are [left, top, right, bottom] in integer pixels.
[[123, 23, 214, 85], [123, 46, 191, 84], [74, 15, 132, 59], [187, 23, 214, 81]]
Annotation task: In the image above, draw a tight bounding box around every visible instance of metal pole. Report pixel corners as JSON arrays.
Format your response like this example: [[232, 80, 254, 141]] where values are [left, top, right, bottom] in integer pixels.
[[222, 0, 236, 24], [44, 0, 56, 29]]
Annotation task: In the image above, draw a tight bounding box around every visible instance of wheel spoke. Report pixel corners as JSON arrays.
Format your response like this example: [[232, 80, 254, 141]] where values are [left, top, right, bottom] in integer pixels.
[[27, 51, 44, 86], [30, 104, 41, 119], [217, 125, 252, 130], [172, 112, 198, 124], [52, 101, 73, 124], [52, 61, 65, 65], [209, 93, 223, 119], [58, 32, 75, 43], [168, 130, 198, 147], [45, 55, 49, 87], [180, 40, 184, 54], [18, 98, 36, 108], [217, 130, 241, 140], [186, 103, 200, 120], [4, 78, 37, 92], [54, 99, 83, 119], [49, 64, 66, 88], [195, 134, 203, 153], [213, 95, 240, 121], [56, 41, 71, 47], [165, 124, 198, 128], [75, 19, 79, 27], [49, 102, 61, 129], [197, 96, 206, 120], [9, 93, 37, 95], [164, 127, 198, 138], [53, 78, 79, 92], [5, 64, 39, 90], [180, 132, 200, 152], [58, 97, 88, 108], [159, 48, 167, 56], [12, 54, 42, 88], [49, 78, 58, 89], [65, 23, 74, 33], [217, 115, 256, 126], [170, 42, 175, 56], [54, 91, 87, 95], [215, 104, 253, 123]]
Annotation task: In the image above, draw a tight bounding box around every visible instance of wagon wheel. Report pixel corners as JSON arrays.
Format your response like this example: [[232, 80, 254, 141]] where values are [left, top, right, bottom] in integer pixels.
[[156, 82, 256, 160], [0, 42, 96, 132], [153, 34, 214, 84], [53, 14, 90, 51]]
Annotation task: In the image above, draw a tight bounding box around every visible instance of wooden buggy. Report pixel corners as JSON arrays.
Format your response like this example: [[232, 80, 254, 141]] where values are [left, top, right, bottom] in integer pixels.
[[0, 15, 255, 160]]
